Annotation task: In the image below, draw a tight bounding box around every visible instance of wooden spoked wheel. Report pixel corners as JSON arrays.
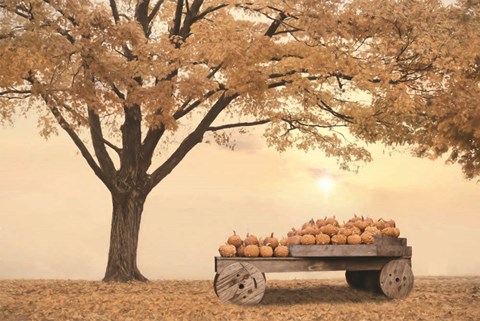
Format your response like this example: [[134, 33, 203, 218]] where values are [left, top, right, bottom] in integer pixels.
[[345, 270, 380, 292], [213, 262, 266, 305], [379, 259, 414, 299]]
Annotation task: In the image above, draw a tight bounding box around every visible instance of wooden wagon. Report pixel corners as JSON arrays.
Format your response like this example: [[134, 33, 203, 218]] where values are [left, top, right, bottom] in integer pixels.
[[213, 235, 413, 305]]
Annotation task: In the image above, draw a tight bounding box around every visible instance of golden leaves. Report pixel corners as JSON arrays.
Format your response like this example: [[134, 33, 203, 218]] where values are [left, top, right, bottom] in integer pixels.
[[1, 278, 479, 321], [1, 0, 479, 176]]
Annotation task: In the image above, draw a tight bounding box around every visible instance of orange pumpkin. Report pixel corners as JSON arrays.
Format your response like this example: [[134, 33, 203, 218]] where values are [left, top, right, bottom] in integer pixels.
[[227, 231, 243, 247], [218, 244, 236, 257]]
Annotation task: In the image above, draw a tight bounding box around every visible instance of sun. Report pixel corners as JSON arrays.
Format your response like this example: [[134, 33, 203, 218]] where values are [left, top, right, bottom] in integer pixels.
[[317, 177, 335, 192]]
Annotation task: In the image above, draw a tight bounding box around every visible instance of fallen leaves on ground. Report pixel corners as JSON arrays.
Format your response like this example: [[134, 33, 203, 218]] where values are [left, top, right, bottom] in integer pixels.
[[0, 276, 479, 321]]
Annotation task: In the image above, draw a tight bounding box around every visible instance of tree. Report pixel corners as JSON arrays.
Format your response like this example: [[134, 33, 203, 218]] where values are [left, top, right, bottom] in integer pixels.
[[0, 0, 478, 281]]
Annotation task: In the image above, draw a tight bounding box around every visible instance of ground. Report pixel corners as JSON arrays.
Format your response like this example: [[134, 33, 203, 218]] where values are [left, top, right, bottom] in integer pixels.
[[1, 276, 479, 321]]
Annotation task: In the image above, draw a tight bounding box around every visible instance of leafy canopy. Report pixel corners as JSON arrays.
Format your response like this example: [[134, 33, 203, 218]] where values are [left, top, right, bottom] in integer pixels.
[[1, 0, 479, 185]]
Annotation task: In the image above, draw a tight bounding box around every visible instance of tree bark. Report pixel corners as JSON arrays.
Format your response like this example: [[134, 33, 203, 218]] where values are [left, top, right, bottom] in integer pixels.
[[103, 190, 148, 282]]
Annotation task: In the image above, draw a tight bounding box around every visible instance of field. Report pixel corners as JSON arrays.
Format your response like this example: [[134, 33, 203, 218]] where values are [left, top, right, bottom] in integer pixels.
[[1, 276, 479, 321]]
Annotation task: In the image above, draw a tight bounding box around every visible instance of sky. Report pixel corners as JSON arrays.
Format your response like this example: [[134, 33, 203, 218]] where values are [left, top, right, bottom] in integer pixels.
[[0, 115, 479, 281]]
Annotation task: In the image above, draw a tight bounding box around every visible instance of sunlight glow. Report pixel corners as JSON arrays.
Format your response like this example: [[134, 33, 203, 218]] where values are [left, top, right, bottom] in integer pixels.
[[317, 177, 335, 192]]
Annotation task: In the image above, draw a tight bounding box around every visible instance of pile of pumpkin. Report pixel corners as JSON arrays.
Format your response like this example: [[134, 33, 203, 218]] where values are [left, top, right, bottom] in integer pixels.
[[218, 215, 401, 257]]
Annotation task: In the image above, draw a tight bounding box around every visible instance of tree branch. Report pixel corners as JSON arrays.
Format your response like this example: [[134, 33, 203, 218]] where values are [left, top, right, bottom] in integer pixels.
[[193, 4, 228, 22], [140, 88, 220, 171], [109, 0, 120, 23], [265, 11, 286, 37], [173, 89, 218, 120], [148, 0, 165, 22], [135, 0, 151, 36], [317, 100, 354, 124], [281, 117, 348, 130], [112, 84, 126, 100], [207, 119, 270, 131], [147, 93, 238, 192], [0, 89, 32, 96], [88, 108, 118, 177], [172, 0, 184, 35], [179, 0, 203, 37], [43, 96, 116, 192]]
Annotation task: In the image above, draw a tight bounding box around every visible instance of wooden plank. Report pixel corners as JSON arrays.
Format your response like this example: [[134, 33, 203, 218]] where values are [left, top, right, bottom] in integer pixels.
[[377, 245, 408, 256], [289, 244, 378, 257], [215, 257, 409, 273], [288, 235, 409, 257], [376, 235, 407, 247], [404, 246, 412, 257]]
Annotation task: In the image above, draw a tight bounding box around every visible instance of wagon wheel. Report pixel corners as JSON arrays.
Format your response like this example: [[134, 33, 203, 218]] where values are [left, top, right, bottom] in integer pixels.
[[213, 262, 266, 305], [213, 270, 266, 298], [379, 259, 414, 299], [345, 270, 380, 292], [213, 273, 219, 297]]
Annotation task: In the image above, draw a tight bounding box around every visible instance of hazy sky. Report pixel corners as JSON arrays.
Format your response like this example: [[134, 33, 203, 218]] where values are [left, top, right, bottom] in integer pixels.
[[1, 116, 479, 280]]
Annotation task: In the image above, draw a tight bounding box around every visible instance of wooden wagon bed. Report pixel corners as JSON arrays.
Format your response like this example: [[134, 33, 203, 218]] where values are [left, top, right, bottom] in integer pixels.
[[213, 235, 413, 305]]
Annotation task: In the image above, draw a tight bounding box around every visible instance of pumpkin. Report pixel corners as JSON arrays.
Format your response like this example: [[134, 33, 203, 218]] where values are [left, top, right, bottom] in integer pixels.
[[374, 218, 386, 230], [258, 236, 265, 247], [227, 231, 243, 247], [338, 227, 353, 237], [300, 234, 316, 245], [360, 232, 375, 244], [393, 227, 401, 237], [344, 221, 355, 228], [279, 237, 288, 246], [302, 218, 315, 230], [301, 219, 319, 235], [316, 233, 331, 245], [259, 245, 274, 257], [286, 235, 302, 245], [382, 227, 401, 237], [274, 245, 289, 257], [218, 244, 236, 257], [320, 224, 338, 236], [244, 244, 260, 257], [348, 214, 362, 223], [385, 219, 396, 228], [331, 234, 347, 245], [354, 217, 371, 231], [364, 217, 374, 226], [325, 216, 339, 226], [287, 228, 299, 237], [302, 225, 320, 236], [347, 234, 362, 245], [316, 216, 327, 227], [236, 244, 245, 257], [244, 233, 259, 246], [364, 226, 381, 235], [264, 232, 279, 249], [350, 226, 362, 235]]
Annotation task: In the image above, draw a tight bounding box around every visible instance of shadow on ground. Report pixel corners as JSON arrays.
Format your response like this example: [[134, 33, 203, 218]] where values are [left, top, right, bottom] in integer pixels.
[[260, 284, 387, 305]]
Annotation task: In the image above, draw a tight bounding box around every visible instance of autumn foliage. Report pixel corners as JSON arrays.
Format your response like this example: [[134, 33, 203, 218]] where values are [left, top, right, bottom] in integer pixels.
[[1, 278, 479, 320], [0, 0, 478, 281]]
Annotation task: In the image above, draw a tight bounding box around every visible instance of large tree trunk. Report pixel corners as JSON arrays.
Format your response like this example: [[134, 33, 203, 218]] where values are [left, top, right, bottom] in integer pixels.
[[103, 190, 148, 282]]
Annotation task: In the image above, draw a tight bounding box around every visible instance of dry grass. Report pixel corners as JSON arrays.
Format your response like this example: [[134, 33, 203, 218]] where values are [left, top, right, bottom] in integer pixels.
[[1, 276, 479, 321]]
